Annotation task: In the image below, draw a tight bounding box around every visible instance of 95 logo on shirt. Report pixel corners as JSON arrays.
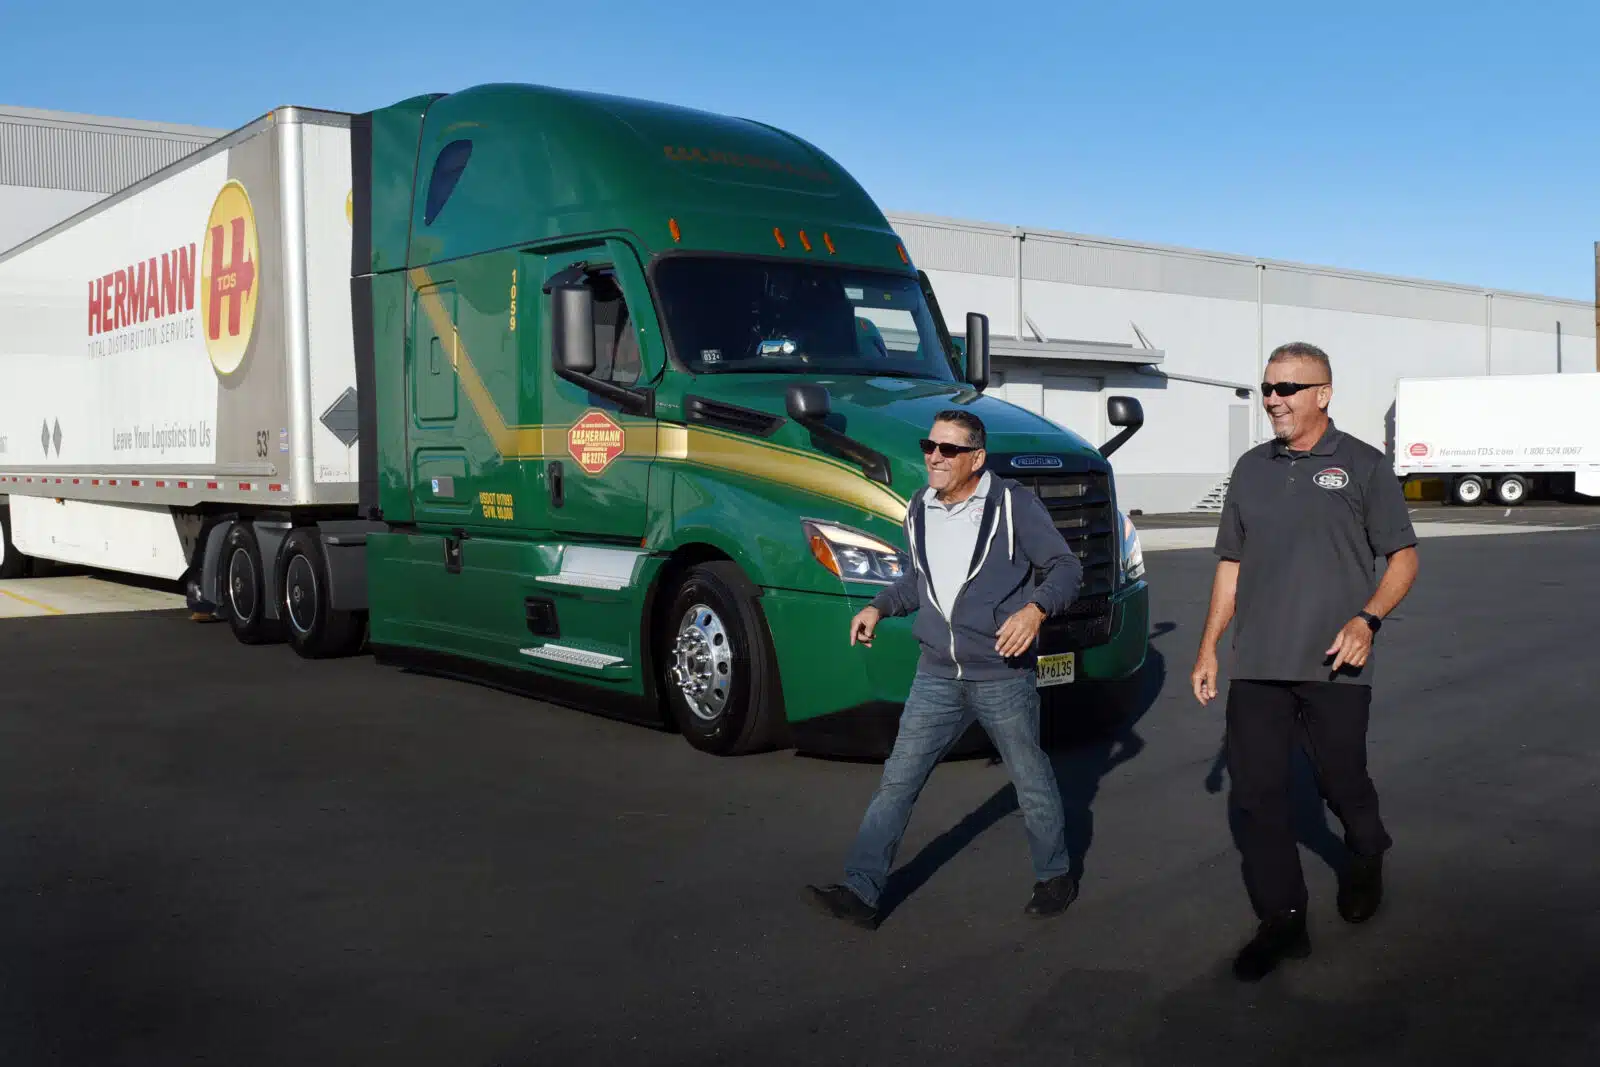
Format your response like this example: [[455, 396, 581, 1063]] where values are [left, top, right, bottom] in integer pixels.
[[1314, 467, 1350, 490]]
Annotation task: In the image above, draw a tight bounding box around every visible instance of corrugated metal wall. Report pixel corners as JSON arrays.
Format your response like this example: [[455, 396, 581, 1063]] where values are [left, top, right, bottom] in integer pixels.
[[0, 107, 221, 194]]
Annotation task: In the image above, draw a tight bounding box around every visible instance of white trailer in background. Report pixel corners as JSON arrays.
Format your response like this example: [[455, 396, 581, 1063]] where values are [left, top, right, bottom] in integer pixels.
[[1392, 373, 1600, 506]]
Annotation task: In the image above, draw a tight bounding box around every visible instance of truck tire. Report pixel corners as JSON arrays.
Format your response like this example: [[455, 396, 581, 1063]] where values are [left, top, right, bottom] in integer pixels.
[[222, 523, 282, 645], [0, 509, 29, 580], [278, 528, 366, 659], [1494, 474, 1528, 506], [661, 561, 783, 756], [1452, 474, 1485, 506]]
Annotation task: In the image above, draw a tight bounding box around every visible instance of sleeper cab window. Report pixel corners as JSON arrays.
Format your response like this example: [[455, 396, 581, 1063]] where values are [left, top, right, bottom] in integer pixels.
[[423, 139, 473, 226]]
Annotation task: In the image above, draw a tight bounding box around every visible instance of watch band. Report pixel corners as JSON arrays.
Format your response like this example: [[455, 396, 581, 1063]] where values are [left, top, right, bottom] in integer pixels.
[[1359, 611, 1382, 632]]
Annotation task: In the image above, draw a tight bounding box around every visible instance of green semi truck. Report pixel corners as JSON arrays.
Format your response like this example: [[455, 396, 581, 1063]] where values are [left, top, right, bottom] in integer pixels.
[[0, 82, 1149, 758]]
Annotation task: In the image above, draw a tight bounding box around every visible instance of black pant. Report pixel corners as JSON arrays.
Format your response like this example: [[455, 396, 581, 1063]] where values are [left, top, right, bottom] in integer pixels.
[[1225, 680, 1393, 918]]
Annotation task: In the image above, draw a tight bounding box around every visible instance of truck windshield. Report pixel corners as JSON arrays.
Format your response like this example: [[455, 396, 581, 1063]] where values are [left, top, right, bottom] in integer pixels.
[[654, 257, 959, 380]]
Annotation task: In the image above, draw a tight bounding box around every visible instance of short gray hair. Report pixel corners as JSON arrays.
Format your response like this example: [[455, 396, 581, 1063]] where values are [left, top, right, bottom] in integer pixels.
[[933, 409, 986, 449], [1268, 341, 1332, 381]]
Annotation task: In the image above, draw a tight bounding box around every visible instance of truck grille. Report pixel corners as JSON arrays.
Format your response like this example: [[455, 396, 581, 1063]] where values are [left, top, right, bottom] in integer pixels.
[[1012, 470, 1118, 650]]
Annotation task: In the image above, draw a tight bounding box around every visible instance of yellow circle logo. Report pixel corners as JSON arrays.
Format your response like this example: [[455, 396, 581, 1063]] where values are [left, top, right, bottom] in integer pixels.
[[200, 180, 260, 377]]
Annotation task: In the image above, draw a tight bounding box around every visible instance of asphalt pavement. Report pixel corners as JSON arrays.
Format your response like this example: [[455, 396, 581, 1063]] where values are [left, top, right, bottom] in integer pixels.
[[1, 530, 1597, 1066]]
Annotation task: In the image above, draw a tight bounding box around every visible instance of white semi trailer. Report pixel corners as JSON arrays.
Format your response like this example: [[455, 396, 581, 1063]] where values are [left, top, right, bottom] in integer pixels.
[[0, 107, 364, 608], [1392, 372, 1600, 506]]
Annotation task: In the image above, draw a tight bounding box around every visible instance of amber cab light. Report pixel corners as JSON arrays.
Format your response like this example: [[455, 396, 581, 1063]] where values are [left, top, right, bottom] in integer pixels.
[[809, 534, 840, 577]]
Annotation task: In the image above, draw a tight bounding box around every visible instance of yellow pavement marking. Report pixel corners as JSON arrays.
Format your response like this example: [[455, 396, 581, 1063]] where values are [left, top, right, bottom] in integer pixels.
[[0, 587, 65, 616], [0, 577, 187, 618]]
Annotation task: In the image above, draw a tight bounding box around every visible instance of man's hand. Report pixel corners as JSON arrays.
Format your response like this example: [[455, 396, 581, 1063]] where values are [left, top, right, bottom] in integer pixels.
[[1192, 647, 1220, 705], [995, 603, 1046, 658], [850, 605, 882, 647], [1326, 617, 1374, 672]]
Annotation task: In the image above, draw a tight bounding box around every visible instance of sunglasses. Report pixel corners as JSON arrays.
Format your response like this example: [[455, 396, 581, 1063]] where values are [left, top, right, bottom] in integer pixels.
[[919, 439, 980, 458], [1260, 381, 1329, 397]]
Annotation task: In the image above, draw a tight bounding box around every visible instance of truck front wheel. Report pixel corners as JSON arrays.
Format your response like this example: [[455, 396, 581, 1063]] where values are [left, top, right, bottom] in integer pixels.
[[661, 561, 783, 756], [279, 528, 366, 659]]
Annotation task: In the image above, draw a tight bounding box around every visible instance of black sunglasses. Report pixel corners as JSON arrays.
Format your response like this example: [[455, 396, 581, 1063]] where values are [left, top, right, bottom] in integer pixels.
[[1260, 381, 1329, 397], [920, 439, 980, 458]]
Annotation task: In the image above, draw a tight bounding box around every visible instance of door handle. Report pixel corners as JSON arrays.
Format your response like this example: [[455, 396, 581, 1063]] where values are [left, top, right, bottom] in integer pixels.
[[548, 461, 564, 509]]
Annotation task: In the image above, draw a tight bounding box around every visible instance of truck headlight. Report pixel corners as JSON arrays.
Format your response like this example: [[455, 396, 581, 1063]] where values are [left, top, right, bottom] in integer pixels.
[[1118, 510, 1145, 583], [802, 520, 908, 585]]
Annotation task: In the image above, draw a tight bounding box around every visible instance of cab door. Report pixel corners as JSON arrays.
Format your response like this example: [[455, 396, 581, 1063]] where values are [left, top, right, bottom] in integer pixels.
[[407, 279, 478, 527], [536, 242, 660, 543]]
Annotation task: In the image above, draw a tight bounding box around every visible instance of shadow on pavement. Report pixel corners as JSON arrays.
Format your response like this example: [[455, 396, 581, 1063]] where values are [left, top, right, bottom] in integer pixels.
[[873, 622, 1175, 918]]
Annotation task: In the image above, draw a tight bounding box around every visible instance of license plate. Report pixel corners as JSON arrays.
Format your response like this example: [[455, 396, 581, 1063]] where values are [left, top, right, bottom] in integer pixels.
[[1036, 652, 1076, 687]]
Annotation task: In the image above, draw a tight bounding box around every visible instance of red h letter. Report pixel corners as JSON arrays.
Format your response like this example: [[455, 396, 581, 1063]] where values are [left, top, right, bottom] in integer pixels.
[[207, 219, 255, 340]]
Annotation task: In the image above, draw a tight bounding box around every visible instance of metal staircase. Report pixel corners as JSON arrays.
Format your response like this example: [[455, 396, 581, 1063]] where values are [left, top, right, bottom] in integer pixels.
[[1191, 477, 1231, 513]]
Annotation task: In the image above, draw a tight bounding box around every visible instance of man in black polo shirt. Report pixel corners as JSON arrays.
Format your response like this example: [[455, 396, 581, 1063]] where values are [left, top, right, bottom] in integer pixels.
[[1191, 341, 1420, 982]]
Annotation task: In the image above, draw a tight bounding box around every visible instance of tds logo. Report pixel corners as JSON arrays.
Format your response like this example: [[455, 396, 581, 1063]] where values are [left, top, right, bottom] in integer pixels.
[[200, 180, 260, 377]]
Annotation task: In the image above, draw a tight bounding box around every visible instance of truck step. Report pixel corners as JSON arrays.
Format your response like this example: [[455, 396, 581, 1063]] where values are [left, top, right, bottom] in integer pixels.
[[519, 643, 625, 671]]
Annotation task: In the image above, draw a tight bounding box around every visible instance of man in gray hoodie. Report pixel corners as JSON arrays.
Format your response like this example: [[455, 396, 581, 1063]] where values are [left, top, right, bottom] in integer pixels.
[[806, 409, 1084, 930]]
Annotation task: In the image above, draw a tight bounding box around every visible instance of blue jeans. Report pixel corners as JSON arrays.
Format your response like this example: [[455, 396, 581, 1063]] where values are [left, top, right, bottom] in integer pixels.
[[843, 669, 1070, 908]]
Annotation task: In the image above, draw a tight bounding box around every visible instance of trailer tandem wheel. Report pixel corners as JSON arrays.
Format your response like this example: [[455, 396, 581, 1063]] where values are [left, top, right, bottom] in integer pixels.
[[278, 528, 366, 659], [1494, 474, 1528, 506], [1451, 474, 1485, 506], [223, 524, 283, 645]]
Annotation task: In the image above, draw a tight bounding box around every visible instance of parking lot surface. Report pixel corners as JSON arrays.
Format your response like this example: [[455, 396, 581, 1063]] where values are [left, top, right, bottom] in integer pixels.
[[1, 530, 1597, 1066]]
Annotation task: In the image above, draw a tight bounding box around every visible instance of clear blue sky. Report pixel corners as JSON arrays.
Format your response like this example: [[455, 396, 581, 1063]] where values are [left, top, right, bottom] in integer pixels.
[[4, 0, 1596, 299]]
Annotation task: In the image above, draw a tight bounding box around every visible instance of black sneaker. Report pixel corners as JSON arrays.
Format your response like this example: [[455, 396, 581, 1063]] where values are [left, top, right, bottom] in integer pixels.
[[804, 884, 881, 930], [1024, 873, 1080, 918], [1232, 910, 1310, 982], [1338, 853, 1384, 924]]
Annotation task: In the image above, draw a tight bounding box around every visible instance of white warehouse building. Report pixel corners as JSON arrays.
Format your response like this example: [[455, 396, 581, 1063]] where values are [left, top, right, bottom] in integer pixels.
[[3, 104, 1592, 517], [891, 212, 1595, 515]]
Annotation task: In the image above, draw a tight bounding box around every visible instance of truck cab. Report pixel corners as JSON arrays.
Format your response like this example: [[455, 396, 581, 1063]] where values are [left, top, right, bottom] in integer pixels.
[[352, 83, 1150, 757]]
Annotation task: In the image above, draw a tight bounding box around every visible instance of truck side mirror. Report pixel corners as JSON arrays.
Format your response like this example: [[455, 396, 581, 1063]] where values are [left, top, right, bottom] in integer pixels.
[[965, 312, 989, 392], [1099, 395, 1144, 459], [785, 382, 831, 422], [551, 285, 595, 375]]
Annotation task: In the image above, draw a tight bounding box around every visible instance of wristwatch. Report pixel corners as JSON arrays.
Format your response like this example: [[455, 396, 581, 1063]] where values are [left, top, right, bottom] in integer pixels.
[[1358, 611, 1382, 632]]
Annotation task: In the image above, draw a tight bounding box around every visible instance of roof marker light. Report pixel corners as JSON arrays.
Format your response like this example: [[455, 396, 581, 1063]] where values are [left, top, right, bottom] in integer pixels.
[[823, 233, 836, 255], [669, 218, 681, 242], [799, 230, 813, 252], [773, 227, 787, 249]]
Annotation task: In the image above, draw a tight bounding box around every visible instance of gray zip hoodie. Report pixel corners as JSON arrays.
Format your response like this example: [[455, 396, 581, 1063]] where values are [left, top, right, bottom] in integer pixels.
[[869, 474, 1083, 681]]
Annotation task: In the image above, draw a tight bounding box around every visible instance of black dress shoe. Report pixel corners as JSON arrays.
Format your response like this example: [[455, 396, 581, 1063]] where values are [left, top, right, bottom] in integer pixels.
[[1232, 910, 1310, 982], [804, 884, 881, 930], [1024, 873, 1080, 917], [1338, 853, 1384, 924]]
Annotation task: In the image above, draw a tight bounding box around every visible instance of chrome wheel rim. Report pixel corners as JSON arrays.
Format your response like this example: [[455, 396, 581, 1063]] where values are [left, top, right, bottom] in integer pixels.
[[227, 547, 256, 621], [1499, 479, 1523, 503], [669, 603, 732, 722], [285, 553, 318, 634], [1459, 480, 1481, 503]]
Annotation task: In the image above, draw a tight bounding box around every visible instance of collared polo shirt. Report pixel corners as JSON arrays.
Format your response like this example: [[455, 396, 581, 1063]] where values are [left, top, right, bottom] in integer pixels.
[[1214, 420, 1417, 685], [923, 470, 991, 617]]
